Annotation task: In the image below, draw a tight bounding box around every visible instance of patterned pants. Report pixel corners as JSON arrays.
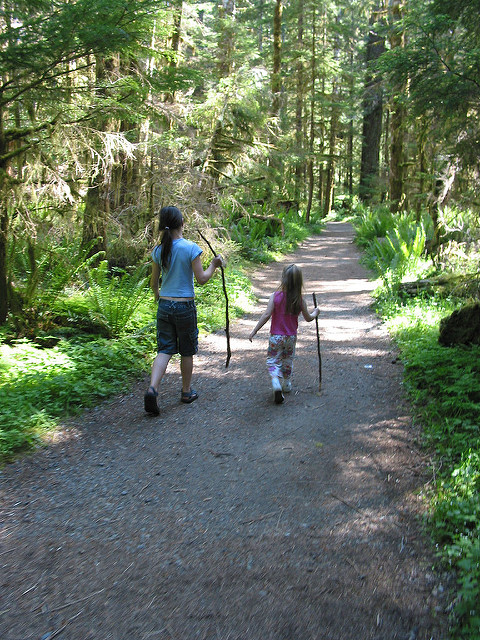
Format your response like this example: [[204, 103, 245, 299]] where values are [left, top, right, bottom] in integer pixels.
[[267, 334, 297, 381]]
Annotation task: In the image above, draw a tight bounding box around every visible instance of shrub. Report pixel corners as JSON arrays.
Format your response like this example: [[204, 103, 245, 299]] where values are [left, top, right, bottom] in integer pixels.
[[86, 261, 150, 337]]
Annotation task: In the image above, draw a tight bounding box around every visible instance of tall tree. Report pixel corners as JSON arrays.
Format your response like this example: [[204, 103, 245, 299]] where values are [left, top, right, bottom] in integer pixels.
[[359, 2, 385, 202], [0, 0, 161, 322], [387, 0, 406, 212], [323, 14, 342, 217], [305, 3, 316, 222], [81, 53, 120, 259], [271, 0, 283, 120], [266, 0, 283, 189], [379, 0, 480, 211], [218, 0, 236, 77], [294, 0, 305, 207]]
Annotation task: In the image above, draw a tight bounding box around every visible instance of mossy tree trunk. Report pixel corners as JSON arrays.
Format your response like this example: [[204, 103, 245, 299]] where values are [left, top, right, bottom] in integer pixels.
[[305, 4, 316, 223], [294, 0, 304, 207], [388, 0, 406, 212], [359, 2, 385, 203]]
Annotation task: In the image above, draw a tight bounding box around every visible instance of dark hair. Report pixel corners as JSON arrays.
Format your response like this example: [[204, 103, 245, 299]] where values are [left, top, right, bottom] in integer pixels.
[[159, 206, 183, 269], [281, 264, 303, 315]]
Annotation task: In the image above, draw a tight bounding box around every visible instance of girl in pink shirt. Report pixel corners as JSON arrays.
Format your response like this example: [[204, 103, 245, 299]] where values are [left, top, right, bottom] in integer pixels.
[[249, 264, 319, 404]]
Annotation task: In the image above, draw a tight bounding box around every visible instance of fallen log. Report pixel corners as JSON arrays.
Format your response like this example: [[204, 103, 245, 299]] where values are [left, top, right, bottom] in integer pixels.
[[399, 273, 479, 297], [231, 200, 285, 236]]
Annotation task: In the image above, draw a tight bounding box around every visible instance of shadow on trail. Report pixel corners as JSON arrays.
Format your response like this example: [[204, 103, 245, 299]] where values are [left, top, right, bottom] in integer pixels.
[[0, 223, 447, 640]]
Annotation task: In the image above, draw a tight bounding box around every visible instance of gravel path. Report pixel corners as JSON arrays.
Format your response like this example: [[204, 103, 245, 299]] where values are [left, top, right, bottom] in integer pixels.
[[1, 222, 449, 640]]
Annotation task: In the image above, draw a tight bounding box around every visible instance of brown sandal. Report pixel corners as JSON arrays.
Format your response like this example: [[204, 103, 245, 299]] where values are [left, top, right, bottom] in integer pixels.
[[181, 388, 198, 404]]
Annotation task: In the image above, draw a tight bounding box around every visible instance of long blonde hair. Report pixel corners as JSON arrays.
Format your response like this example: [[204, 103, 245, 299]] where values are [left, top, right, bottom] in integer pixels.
[[281, 264, 303, 315]]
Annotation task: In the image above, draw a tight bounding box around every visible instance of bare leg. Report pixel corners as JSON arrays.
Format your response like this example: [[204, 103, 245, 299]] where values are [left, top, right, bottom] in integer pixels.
[[180, 355, 193, 393], [149, 352, 172, 392]]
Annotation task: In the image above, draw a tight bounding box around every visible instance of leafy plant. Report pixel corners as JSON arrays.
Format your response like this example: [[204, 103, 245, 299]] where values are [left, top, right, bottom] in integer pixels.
[[373, 217, 430, 275], [86, 261, 149, 337], [227, 204, 322, 263], [353, 205, 396, 247], [433, 452, 480, 636], [0, 334, 153, 458], [7, 235, 101, 338]]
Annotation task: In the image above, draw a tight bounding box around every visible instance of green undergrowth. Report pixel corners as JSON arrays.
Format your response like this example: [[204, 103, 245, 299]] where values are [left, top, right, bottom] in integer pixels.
[[356, 202, 480, 639], [0, 264, 254, 461], [225, 202, 324, 263], [378, 293, 480, 638], [0, 334, 152, 456]]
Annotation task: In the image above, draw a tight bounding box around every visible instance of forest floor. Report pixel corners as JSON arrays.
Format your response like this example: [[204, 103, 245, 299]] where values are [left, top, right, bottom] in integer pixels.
[[1, 222, 452, 640]]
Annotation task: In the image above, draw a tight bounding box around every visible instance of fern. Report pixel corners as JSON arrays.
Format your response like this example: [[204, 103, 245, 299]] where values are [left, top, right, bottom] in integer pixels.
[[86, 261, 149, 337]]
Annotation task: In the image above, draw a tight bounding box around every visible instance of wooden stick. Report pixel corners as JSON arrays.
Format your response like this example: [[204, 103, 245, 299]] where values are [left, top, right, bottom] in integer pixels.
[[312, 292, 322, 391], [198, 230, 231, 367], [328, 492, 363, 514]]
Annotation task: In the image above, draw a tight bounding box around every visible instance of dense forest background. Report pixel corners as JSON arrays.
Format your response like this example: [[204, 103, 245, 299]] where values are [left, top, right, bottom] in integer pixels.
[[1, 0, 479, 325], [1, 1, 480, 636]]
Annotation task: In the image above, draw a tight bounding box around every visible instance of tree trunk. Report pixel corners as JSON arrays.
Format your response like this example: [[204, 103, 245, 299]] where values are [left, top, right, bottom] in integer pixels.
[[346, 118, 354, 195], [166, 0, 183, 102], [359, 3, 385, 202], [82, 177, 108, 259], [305, 4, 316, 223], [81, 54, 118, 258], [111, 56, 142, 232], [271, 0, 283, 120], [317, 7, 327, 209], [324, 18, 340, 218], [388, 0, 406, 212], [323, 94, 338, 217], [0, 101, 8, 322], [415, 119, 428, 217], [170, 0, 182, 61], [267, 0, 283, 192], [346, 47, 355, 195], [294, 0, 304, 206], [389, 103, 406, 210], [0, 198, 8, 323], [258, 0, 264, 52], [218, 0, 236, 77], [381, 108, 390, 201]]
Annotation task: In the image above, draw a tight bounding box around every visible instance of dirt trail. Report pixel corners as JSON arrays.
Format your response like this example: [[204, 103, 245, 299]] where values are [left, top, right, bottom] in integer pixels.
[[1, 222, 449, 640]]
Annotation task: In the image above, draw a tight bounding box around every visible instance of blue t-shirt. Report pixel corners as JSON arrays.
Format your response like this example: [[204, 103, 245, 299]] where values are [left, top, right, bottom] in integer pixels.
[[152, 238, 203, 298]]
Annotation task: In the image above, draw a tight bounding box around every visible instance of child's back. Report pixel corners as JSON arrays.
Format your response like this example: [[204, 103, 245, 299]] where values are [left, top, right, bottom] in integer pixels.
[[249, 264, 319, 404]]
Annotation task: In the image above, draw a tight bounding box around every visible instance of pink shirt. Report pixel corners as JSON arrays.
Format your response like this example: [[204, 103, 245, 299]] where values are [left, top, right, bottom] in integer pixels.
[[270, 291, 299, 336]]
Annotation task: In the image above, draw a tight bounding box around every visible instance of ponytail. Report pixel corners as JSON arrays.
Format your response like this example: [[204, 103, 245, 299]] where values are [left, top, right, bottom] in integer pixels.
[[159, 206, 183, 269]]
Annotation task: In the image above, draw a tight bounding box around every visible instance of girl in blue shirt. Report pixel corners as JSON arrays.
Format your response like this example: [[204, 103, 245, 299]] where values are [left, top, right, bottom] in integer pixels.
[[144, 206, 223, 415]]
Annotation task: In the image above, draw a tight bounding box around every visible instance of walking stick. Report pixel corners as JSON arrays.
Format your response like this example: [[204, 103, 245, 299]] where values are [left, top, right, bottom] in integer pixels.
[[312, 292, 322, 392], [198, 231, 232, 368]]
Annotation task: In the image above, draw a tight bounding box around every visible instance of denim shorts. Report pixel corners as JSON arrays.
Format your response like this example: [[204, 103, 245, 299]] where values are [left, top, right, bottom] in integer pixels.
[[156, 299, 198, 356]]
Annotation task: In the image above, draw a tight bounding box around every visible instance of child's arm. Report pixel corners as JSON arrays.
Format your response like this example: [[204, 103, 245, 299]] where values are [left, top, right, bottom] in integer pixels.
[[300, 296, 320, 322], [249, 293, 275, 341], [192, 254, 224, 285], [150, 261, 161, 302]]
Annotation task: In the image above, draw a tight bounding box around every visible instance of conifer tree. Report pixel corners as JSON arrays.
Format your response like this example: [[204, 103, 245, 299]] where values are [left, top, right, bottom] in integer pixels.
[[0, 0, 163, 322], [359, 2, 385, 203]]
